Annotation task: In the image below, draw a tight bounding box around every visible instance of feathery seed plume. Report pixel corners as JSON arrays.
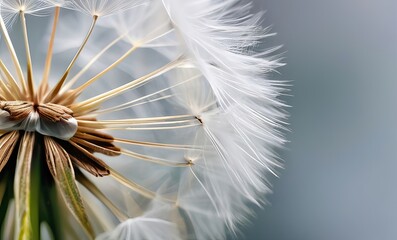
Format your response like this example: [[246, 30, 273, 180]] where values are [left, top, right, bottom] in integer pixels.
[[0, 0, 287, 239]]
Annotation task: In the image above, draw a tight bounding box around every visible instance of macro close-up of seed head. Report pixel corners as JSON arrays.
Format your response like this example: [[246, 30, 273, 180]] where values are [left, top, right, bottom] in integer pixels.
[[0, 0, 286, 239]]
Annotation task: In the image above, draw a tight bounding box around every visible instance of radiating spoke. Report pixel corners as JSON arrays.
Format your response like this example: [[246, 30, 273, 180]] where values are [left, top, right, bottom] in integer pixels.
[[0, 16, 26, 94], [0, 60, 22, 99], [115, 138, 198, 150], [62, 33, 130, 92], [93, 74, 200, 116], [65, 26, 175, 97], [71, 59, 184, 115], [20, 12, 35, 102], [120, 148, 191, 167], [107, 166, 159, 200], [44, 15, 99, 102], [75, 170, 128, 222], [77, 115, 196, 129], [39, 6, 61, 102]]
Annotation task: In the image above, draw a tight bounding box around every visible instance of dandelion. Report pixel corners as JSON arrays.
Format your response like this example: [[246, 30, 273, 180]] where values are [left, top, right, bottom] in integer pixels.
[[0, 0, 286, 239]]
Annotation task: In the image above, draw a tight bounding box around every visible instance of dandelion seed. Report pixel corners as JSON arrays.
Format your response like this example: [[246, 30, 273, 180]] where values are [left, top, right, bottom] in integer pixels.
[[0, 0, 286, 239]]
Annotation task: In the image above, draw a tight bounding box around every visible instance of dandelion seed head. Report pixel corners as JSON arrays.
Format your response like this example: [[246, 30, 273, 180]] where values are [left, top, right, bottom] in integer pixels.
[[0, 0, 287, 239]]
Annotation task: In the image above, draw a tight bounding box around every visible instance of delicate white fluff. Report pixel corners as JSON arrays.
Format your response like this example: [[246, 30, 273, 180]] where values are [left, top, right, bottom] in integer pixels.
[[42, 0, 71, 7], [96, 202, 182, 240], [98, 0, 174, 48], [162, 69, 257, 238], [70, 0, 148, 17], [96, 217, 181, 240], [0, 0, 50, 13], [101, 67, 280, 239], [158, 0, 286, 237], [0, 0, 51, 24], [161, 0, 286, 192], [161, 0, 284, 111]]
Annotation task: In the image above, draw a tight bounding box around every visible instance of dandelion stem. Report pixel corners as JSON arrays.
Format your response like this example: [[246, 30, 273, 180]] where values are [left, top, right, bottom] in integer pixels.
[[20, 12, 35, 102], [14, 132, 35, 240], [39, 164, 62, 240], [30, 139, 42, 240], [39, 6, 61, 101], [0, 15, 26, 94], [44, 15, 98, 102]]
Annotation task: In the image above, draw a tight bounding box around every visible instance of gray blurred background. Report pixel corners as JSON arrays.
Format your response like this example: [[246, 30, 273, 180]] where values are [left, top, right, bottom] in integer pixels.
[[242, 0, 397, 239]]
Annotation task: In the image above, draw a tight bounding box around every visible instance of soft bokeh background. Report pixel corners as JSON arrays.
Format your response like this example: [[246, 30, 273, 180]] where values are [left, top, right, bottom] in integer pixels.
[[241, 0, 397, 239]]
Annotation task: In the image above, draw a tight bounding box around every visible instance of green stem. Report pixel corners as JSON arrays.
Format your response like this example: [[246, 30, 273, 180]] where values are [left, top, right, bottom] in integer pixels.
[[39, 147, 62, 240], [30, 137, 42, 240]]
